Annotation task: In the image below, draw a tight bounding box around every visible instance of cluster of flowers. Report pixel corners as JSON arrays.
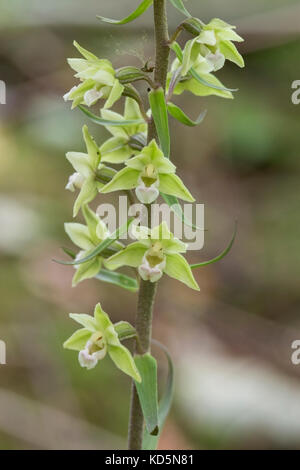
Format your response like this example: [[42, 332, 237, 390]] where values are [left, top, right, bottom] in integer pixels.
[[63, 18, 243, 377]]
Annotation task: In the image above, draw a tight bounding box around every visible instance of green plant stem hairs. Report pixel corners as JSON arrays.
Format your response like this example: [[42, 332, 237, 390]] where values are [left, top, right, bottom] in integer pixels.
[[61, 0, 244, 451]]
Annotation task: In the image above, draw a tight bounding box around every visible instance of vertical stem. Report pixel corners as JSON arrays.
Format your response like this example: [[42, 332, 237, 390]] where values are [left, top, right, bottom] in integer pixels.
[[127, 0, 170, 451]]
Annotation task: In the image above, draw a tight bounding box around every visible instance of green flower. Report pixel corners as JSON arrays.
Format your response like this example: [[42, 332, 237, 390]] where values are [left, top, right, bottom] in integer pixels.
[[181, 18, 244, 76], [63, 302, 141, 381], [65, 125, 104, 217], [169, 18, 243, 100], [65, 205, 120, 286], [63, 41, 124, 109], [100, 97, 147, 164], [101, 139, 194, 204], [105, 222, 200, 290]]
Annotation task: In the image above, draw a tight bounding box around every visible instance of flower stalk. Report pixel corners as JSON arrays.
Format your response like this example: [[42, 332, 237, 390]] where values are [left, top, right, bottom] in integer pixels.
[[127, 0, 170, 450]]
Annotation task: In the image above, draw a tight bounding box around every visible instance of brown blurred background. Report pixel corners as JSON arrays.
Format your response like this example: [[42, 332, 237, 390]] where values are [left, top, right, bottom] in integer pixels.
[[0, 0, 300, 450]]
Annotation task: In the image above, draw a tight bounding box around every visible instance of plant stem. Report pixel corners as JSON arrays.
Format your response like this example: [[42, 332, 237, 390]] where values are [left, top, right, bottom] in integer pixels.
[[127, 0, 170, 451]]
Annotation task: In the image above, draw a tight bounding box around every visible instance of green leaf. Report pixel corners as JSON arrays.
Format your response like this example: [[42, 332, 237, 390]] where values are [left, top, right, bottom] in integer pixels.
[[97, 0, 153, 25], [168, 0, 191, 18], [167, 102, 207, 127], [62, 247, 76, 259], [134, 353, 159, 435], [171, 42, 237, 93], [149, 87, 170, 158], [161, 193, 202, 230], [94, 269, 138, 293], [143, 341, 174, 450], [78, 105, 144, 127], [114, 321, 137, 341], [53, 218, 134, 266], [190, 222, 237, 269]]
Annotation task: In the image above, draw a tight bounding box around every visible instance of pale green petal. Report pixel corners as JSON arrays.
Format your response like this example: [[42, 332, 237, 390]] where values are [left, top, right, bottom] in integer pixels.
[[72, 257, 102, 286], [150, 222, 187, 253], [164, 253, 200, 291], [124, 97, 147, 135], [108, 343, 141, 382], [67, 58, 89, 74], [63, 328, 91, 351], [69, 313, 98, 331], [159, 173, 195, 202], [101, 110, 128, 139], [94, 303, 114, 333], [105, 242, 146, 270], [66, 152, 93, 178], [217, 29, 244, 42], [64, 222, 94, 250], [82, 125, 101, 168], [81, 204, 100, 243], [104, 80, 124, 109], [73, 41, 99, 61], [100, 167, 139, 193], [73, 177, 98, 217], [125, 152, 149, 171], [174, 73, 233, 99], [100, 137, 132, 164], [182, 38, 199, 76], [219, 40, 244, 68]]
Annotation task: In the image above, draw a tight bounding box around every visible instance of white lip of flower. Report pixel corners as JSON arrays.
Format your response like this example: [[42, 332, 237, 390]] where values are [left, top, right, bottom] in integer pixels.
[[84, 88, 104, 107], [138, 245, 166, 282], [205, 50, 225, 71], [135, 164, 160, 204], [63, 85, 79, 102], [65, 172, 85, 192], [78, 333, 107, 370]]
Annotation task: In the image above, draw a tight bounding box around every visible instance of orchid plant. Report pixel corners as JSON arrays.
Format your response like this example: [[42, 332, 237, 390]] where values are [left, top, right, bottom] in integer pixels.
[[59, 0, 244, 450]]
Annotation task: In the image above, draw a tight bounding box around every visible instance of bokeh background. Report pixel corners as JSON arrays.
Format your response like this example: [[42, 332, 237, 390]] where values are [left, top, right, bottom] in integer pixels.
[[0, 0, 300, 450]]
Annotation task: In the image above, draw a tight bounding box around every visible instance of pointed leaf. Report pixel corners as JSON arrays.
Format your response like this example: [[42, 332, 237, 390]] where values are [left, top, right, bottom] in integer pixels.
[[149, 87, 170, 158], [167, 102, 207, 127], [94, 269, 138, 293], [190, 222, 237, 269], [134, 353, 159, 435], [53, 218, 134, 266], [143, 341, 174, 450], [78, 105, 145, 127], [97, 0, 153, 25], [168, 0, 191, 18]]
